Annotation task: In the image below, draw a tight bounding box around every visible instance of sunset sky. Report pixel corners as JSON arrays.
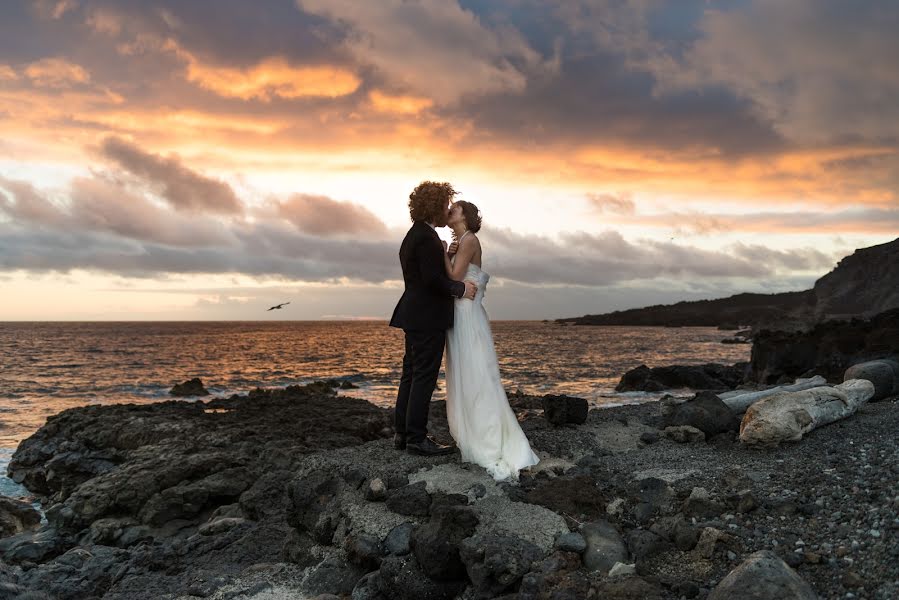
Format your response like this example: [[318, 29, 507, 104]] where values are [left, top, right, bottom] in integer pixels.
[[1, 0, 897, 320]]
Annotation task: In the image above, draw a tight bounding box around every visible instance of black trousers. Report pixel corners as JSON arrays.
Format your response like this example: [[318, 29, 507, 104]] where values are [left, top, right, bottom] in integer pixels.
[[395, 328, 446, 444]]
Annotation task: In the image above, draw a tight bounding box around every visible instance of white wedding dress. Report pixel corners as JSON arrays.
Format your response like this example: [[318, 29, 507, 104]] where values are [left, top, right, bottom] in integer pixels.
[[445, 261, 539, 481]]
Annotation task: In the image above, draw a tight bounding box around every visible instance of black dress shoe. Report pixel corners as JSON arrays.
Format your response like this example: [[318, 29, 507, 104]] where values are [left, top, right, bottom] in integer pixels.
[[406, 437, 456, 456], [393, 433, 407, 450]]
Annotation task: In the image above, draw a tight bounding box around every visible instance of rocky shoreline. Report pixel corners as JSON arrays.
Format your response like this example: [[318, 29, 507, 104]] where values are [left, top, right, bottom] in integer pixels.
[[1, 377, 896, 600]]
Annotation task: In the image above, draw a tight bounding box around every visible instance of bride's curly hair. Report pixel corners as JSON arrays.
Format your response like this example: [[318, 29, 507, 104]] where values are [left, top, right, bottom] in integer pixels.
[[455, 200, 482, 233], [408, 181, 458, 225]]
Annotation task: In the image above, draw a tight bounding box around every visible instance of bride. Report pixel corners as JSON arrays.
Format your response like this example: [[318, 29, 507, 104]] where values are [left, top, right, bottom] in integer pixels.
[[442, 200, 540, 481]]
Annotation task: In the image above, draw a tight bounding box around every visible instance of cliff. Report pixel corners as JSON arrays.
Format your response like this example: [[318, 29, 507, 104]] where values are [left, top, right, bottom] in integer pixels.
[[558, 237, 899, 329]]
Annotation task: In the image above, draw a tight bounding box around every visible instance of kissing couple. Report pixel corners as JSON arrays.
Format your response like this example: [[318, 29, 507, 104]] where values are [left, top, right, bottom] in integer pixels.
[[389, 181, 539, 482]]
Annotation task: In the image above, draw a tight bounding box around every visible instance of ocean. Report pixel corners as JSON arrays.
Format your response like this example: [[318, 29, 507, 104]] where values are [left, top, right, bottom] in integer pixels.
[[0, 321, 751, 496]]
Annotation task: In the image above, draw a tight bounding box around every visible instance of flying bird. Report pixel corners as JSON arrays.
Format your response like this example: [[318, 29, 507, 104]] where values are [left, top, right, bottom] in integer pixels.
[[267, 302, 290, 311]]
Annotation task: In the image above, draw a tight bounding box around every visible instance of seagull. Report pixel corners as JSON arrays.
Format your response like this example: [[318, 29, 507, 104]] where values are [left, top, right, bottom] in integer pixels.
[[267, 302, 290, 311]]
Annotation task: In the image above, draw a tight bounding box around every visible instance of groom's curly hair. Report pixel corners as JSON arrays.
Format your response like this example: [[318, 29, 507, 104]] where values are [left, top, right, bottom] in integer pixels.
[[408, 181, 458, 225]]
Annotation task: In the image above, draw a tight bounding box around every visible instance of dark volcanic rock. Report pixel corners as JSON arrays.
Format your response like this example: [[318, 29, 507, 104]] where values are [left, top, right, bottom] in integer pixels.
[[751, 308, 899, 383], [386, 482, 431, 517], [844, 359, 899, 401], [0, 527, 71, 565], [378, 554, 465, 600], [383, 522, 415, 556], [580, 520, 627, 574], [303, 556, 366, 596], [661, 391, 738, 436], [0, 496, 41, 538], [616, 363, 748, 392], [411, 506, 478, 581], [286, 471, 342, 545], [169, 377, 209, 397], [541, 395, 589, 425], [459, 533, 544, 597], [708, 550, 817, 600], [812, 237, 899, 319]]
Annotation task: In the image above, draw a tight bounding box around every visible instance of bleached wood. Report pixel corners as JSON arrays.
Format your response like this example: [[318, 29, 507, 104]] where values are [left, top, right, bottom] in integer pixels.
[[719, 376, 827, 413], [739, 379, 875, 447]]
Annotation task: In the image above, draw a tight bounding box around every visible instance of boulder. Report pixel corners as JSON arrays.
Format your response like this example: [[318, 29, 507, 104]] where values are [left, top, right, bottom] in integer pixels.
[[344, 534, 382, 571], [580, 520, 628, 574], [625, 529, 669, 562], [0, 496, 41, 539], [844, 359, 899, 401], [411, 506, 478, 581], [169, 378, 209, 397], [554, 532, 587, 554], [385, 482, 431, 517], [541, 395, 589, 425], [661, 391, 737, 436], [383, 522, 414, 556], [708, 550, 817, 599], [459, 533, 544, 597]]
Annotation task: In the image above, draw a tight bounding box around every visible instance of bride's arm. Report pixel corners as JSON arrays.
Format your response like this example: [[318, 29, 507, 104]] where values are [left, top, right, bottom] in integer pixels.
[[447, 236, 478, 281]]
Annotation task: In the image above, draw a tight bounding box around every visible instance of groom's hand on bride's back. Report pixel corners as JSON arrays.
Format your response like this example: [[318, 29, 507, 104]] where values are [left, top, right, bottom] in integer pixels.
[[463, 281, 478, 300]]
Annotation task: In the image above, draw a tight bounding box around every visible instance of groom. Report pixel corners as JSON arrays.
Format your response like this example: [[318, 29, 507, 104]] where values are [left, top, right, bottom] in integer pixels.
[[389, 181, 478, 456]]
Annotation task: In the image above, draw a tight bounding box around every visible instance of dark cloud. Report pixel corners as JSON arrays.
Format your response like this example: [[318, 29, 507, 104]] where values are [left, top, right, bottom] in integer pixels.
[[278, 194, 388, 237], [651, 0, 899, 143], [0, 173, 838, 288], [99, 137, 242, 214], [729, 243, 835, 273]]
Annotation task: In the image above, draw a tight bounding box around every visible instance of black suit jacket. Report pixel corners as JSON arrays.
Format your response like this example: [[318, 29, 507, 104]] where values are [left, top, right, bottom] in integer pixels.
[[389, 221, 465, 331]]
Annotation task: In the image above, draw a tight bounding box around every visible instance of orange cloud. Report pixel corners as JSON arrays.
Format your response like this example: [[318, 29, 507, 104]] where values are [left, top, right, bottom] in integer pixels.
[[24, 57, 90, 87], [181, 53, 360, 101], [369, 90, 433, 115], [0, 65, 17, 81]]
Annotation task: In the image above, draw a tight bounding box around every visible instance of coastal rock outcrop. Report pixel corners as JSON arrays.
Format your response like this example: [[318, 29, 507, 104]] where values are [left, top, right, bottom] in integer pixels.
[[616, 362, 749, 392], [4, 383, 897, 599], [750, 308, 899, 383], [169, 377, 209, 396]]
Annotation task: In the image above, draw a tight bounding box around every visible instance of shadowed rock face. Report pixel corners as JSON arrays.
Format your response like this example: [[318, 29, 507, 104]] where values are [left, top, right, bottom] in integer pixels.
[[751, 309, 899, 383], [813, 237, 899, 320]]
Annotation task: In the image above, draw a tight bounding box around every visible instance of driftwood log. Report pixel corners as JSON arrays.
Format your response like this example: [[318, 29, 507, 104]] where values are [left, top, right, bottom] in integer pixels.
[[719, 376, 827, 414], [739, 379, 874, 447]]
